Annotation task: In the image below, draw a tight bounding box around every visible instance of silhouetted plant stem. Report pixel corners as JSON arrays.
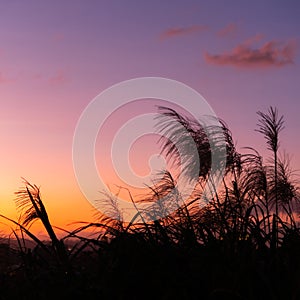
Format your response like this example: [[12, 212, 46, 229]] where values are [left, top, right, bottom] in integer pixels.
[[257, 107, 284, 248], [14, 180, 70, 272]]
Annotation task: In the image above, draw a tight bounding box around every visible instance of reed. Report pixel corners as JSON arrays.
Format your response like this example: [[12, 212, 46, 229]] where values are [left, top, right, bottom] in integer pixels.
[[0, 106, 299, 299]]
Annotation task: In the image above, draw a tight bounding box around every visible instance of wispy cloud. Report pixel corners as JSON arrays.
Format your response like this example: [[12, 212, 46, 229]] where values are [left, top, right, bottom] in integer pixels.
[[243, 33, 265, 46], [0, 72, 8, 83], [205, 38, 296, 68], [0, 72, 13, 84], [217, 23, 238, 37], [52, 33, 65, 42], [48, 70, 67, 85], [160, 25, 208, 41]]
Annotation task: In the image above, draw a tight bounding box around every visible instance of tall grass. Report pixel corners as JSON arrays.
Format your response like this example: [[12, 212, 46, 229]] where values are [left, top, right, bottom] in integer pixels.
[[0, 106, 299, 299]]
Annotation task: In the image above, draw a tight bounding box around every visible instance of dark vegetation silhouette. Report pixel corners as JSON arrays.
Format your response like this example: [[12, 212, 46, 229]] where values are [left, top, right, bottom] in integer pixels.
[[0, 106, 299, 299]]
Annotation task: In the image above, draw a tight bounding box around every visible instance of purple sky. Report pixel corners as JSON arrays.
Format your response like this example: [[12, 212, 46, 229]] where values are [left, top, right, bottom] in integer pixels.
[[0, 0, 299, 233]]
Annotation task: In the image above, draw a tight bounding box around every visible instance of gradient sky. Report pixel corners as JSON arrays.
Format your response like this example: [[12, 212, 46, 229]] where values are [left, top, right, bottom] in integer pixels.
[[0, 0, 299, 236]]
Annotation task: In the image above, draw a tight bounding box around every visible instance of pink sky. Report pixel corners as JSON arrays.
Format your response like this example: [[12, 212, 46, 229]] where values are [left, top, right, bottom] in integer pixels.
[[0, 1, 299, 235]]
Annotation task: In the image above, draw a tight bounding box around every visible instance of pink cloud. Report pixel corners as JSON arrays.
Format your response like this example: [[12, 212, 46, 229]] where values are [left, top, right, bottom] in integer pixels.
[[0, 72, 13, 84], [0, 72, 8, 83], [52, 33, 65, 42], [160, 25, 208, 41], [48, 70, 67, 85], [217, 23, 238, 37], [205, 39, 296, 68], [32, 73, 43, 80], [243, 33, 265, 46]]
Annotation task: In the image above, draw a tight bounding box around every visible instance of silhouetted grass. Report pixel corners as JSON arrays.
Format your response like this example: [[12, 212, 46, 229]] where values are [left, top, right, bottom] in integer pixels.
[[0, 106, 299, 299]]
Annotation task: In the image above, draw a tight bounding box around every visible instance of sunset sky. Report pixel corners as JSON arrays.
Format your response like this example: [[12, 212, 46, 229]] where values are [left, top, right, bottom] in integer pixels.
[[0, 1, 299, 236]]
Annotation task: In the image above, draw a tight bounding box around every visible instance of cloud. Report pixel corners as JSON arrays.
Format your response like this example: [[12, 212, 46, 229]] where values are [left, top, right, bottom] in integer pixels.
[[0, 72, 8, 83], [243, 33, 265, 46], [217, 23, 238, 37], [205, 39, 296, 68], [52, 33, 65, 42], [160, 25, 208, 41], [48, 70, 67, 85], [0, 72, 13, 84]]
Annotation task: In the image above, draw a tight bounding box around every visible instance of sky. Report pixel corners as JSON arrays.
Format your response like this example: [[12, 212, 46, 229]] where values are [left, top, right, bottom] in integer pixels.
[[0, 0, 299, 236]]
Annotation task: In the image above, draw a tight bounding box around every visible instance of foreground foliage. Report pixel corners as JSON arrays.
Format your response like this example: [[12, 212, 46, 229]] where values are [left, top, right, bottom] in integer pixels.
[[0, 106, 299, 300]]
